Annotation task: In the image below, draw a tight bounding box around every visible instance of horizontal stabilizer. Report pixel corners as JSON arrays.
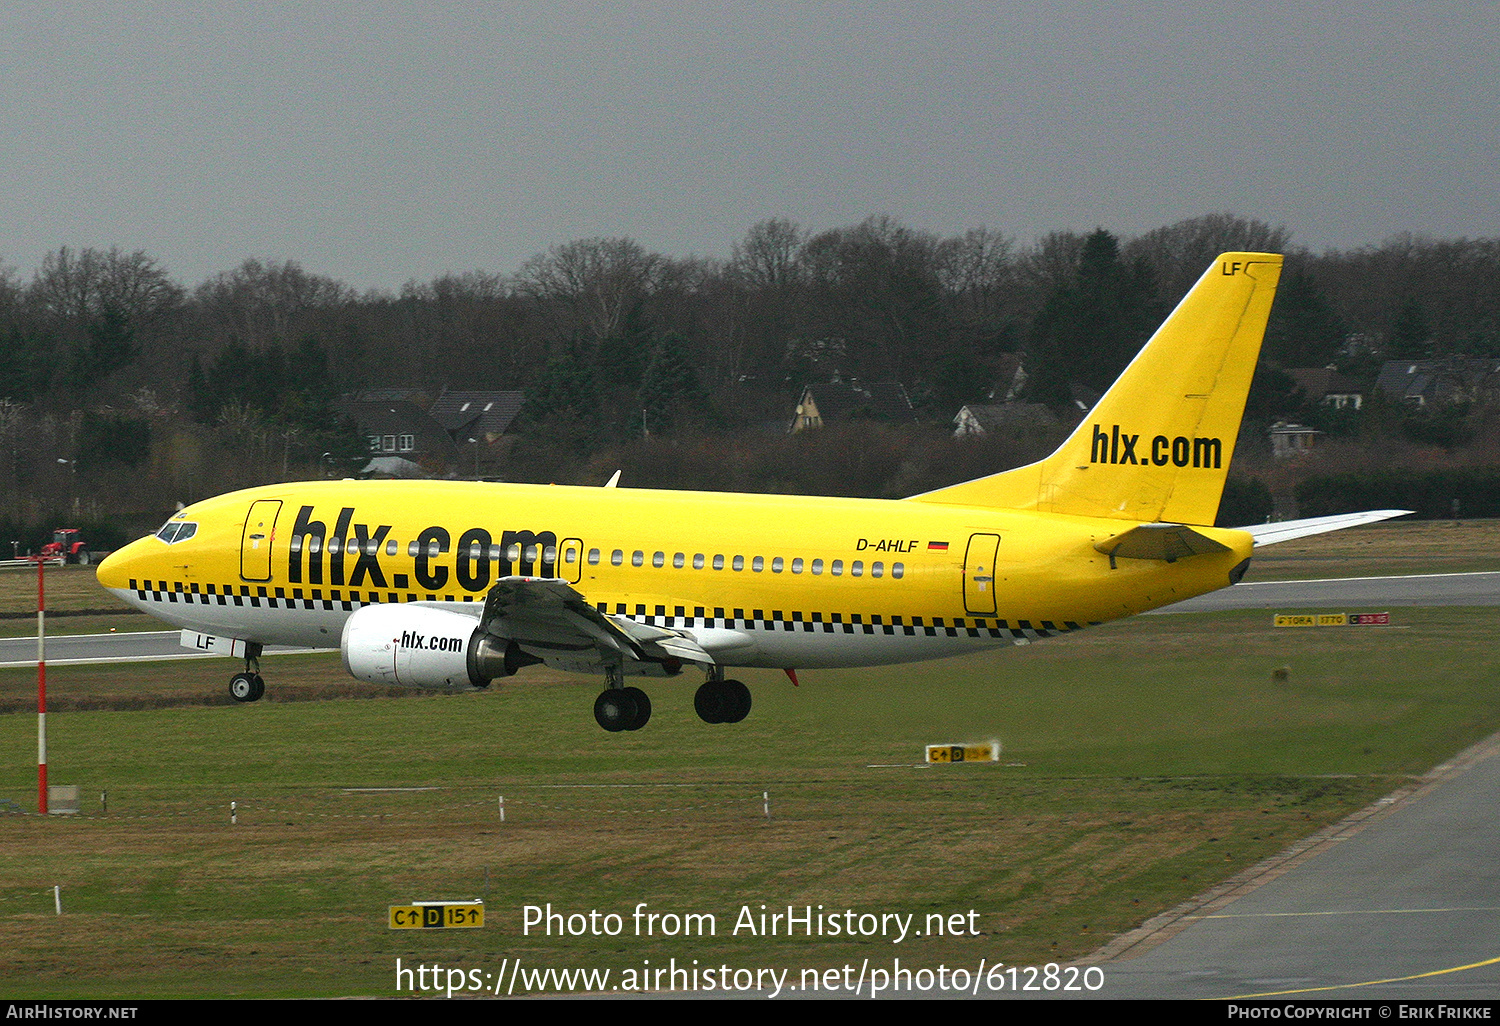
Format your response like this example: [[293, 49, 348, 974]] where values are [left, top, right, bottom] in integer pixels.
[[1241, 510, 1412, 546], [1094, 523, 1230, 563]]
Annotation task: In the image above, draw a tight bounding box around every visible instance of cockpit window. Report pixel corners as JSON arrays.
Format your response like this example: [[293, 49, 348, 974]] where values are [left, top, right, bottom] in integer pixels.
[[155, 521, 197, 544]]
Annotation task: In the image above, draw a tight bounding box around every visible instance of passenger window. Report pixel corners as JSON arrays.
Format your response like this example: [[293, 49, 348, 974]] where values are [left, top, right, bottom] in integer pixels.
[[489, 544, 502, 560], [713, 555, 725, 570], [310, 538, 322, 555], [693, 554, 705, 569], [830, 559, 842, 576], [652, 551, 665, 568], [632, 551, 644, 567], [588, 548, 600, 565], [507, 544, 522, 562], [524, 545, 538, 563], [852, 561, 864, 577], [732, 555, 744, 571], [673, 553, 685, 569], [564, 547, 576, 564], [611, 549, 624, 566], [772, 557, 784, 573], [408, 541, 419, 557], [811, 558, 823, 575], [872, 562, 883, 578], [386, 540, 398, 556], [892, 563, 904, 579], [543, 545, 557, 563], [791, 557, 803, 574], [752, 556, 764, 572], [327, 537, 341, 555]]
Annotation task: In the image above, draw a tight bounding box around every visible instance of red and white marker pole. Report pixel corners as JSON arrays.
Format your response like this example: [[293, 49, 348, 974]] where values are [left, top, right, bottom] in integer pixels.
[[37, 555, 47, 816]]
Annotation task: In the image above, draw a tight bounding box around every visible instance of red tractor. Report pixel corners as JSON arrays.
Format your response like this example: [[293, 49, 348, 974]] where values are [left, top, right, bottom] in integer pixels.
[[38, 529, 92, 565]]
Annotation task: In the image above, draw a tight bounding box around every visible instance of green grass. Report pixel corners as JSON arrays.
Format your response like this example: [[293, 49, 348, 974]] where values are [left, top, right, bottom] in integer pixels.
[[2, 604, 1495, 997]]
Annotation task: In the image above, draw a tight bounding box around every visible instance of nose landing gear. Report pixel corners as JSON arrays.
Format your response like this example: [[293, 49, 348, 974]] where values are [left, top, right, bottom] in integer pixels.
[[228, 644, 265, 703]]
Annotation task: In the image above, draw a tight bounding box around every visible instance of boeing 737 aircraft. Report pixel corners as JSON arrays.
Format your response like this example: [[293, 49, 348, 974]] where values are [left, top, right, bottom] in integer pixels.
[[96, 253, 1404, 732]]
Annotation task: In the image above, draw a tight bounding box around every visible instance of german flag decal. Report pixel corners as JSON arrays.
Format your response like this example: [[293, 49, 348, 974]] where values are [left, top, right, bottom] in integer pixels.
[[928, 541, 949, 551]]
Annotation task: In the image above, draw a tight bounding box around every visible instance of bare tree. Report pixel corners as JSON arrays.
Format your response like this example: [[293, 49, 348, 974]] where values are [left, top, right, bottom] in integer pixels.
[[1126, 214, 1291, 300], [513, 237, 667, 341], [29, 247, 184, 325]]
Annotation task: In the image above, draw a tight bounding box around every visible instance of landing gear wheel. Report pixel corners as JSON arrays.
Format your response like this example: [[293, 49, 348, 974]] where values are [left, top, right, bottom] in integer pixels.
[[229, 672, 262, 703], [694, 681, 726, 723], [721, 679, 751, 723], [695, 679, 751, 724], [594, 689, 640, 732], [621, 687, 651, 730]]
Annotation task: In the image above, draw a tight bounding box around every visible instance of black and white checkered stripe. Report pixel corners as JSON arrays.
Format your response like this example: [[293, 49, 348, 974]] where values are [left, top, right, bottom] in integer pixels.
[[126, 578, 1093, 643]]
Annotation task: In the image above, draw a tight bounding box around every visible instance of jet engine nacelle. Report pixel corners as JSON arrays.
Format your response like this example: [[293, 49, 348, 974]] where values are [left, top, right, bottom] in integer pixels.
[[340, 604, 531, 690]]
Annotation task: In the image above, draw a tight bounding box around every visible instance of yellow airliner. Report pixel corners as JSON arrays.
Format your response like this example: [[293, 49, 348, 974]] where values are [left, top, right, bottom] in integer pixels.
[[96, 253, 1403, 732]]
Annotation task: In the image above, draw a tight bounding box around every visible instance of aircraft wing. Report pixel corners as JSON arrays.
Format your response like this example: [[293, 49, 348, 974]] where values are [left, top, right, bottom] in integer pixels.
[[1239, 510, 1412, 546], [474, 577, 715, 667]]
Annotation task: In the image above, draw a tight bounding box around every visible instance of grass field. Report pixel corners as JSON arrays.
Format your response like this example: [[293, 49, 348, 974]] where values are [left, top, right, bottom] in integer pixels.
[[0, 523, 1497, 997]]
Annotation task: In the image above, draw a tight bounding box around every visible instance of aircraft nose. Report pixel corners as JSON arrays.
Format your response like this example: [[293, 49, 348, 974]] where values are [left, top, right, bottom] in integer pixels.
[[96, 535, 158, 594]]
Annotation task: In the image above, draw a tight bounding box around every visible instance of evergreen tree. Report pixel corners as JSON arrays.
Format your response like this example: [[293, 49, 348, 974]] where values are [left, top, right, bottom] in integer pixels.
[[635, 333, 709, 435], [1263, 268, 1345, 367], [1024, 230, 1162, 405]]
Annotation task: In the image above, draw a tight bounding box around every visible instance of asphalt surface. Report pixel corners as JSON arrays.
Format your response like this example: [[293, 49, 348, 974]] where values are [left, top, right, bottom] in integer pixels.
[[1159, 569, 1500, 612], [1092, 733, 1500, 1000], [0, 631, 317, 667]]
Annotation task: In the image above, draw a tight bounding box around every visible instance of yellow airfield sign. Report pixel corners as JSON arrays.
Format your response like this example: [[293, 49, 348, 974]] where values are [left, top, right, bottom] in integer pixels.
[[926, 741, 1001, 764], [1274, 612, 1390, 628], [389, 901, 484, 930]]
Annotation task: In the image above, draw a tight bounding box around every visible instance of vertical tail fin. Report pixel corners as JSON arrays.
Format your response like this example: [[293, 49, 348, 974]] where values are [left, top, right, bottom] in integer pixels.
[[913, 252, 1283, 525]]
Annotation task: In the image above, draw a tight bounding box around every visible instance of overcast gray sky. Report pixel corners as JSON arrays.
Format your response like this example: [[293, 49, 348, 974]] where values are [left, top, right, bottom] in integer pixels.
[[2, 1, 1496, 290]]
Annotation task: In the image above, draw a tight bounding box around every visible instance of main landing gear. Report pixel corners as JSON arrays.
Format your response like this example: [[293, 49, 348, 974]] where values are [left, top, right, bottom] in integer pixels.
[[594, 665, 651, 732], [589, 667, 754, 732], [694, 677, 751, 724], [228, 644, 266, 703]]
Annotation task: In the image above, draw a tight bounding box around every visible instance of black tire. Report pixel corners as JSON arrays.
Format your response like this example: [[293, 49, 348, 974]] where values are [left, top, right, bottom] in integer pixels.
[[694, 681, 725, 724], [249, 674, 265, 702], [229, 673, 258, 703], [621, 687, 651, 730], [721, 679, 752, 723], [594, 689, 639, 733]]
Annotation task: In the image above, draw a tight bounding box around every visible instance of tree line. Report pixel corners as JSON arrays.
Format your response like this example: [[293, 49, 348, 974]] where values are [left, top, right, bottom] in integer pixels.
[[3, 215, 1500, 539]]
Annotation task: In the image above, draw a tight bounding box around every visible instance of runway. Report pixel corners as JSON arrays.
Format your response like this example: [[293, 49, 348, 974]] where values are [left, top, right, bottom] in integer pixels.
[[7, 571, 1498, 668], [1087, 568, 1500, 1000], [1159, 569, 1500, 612], [1092, 733, 1500, 999], [0, 630, 318, 667]]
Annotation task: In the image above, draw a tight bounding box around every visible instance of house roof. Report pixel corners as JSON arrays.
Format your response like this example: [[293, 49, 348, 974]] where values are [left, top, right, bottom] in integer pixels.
[[335, 398, 457, 459], [954, 403, 1058, 435], [1374, 359, 1500, 403], [428, 391, 526, 441], [799, 381, 915, 423], [1286, 367, 1364, 400]]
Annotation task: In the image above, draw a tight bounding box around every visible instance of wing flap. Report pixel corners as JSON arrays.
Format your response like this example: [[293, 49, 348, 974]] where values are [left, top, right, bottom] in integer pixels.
[[475, 577, 717, 668]]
